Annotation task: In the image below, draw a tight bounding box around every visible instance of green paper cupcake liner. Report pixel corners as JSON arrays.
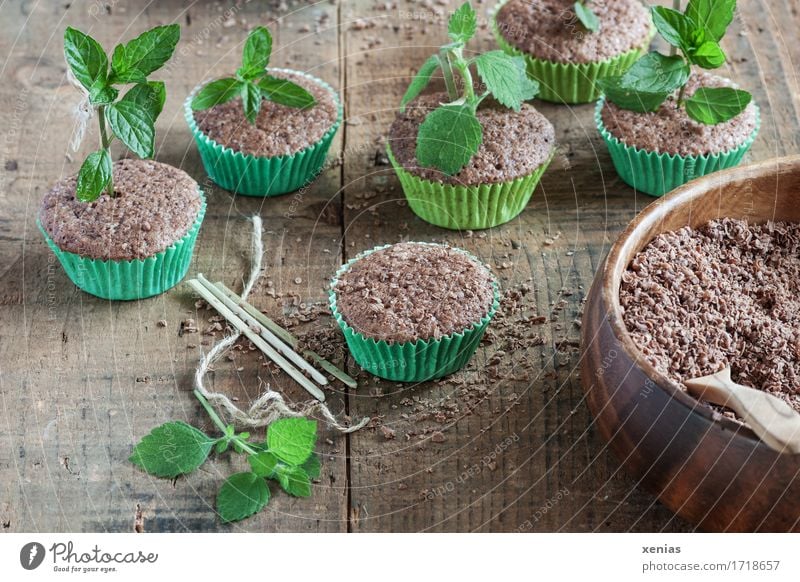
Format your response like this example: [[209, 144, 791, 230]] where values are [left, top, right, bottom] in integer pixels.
[[490, 1, 654, 104], [595, 98, 761, 197], [185, 68, 342, 197], [388, 145, 553, 231], [329, 243, 500, 382], [39, 194, 206, 301]]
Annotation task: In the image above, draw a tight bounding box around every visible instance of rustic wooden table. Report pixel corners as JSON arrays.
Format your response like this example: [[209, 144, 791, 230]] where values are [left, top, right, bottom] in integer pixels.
[[1, 0, 797, 533]]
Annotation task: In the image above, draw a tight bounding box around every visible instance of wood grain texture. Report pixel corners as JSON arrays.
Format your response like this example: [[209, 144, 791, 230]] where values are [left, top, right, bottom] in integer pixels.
[[0, 0, 795, 533]]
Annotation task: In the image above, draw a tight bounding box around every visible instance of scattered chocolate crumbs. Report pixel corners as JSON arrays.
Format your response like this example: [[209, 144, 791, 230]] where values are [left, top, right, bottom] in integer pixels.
[[39, 159, 201, 260], [332, 242, 497, 343], [193, 69, 338, 158], [388, 93, 555, 186], [601, 72, 758, 156], [620, 218, 800, 412], [495, 0, 652, 64]]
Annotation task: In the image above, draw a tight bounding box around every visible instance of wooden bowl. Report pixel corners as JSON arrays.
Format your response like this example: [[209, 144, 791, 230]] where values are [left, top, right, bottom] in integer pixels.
[[581, 156, 800, 532]]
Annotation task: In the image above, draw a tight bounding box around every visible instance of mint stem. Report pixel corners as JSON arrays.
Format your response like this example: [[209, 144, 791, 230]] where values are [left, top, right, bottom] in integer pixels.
[[438, 50, 459, 101], [676, 83, 686, 108], [193, 390, 258, 456], [98, 105, 114, 197]]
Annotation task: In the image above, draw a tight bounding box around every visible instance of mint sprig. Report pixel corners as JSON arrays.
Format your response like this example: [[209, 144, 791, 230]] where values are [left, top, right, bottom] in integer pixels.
[[191, 26, 316, 125], [599, 0, 751, 125], [574, 1, 600, 33], [64, 24, 179, 202], [399, 2, 539, 176], [130, 390, 321, 524]]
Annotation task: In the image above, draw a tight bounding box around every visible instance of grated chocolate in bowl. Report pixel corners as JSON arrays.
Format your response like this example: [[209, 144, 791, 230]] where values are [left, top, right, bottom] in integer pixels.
[[619, 217, 800, 415]]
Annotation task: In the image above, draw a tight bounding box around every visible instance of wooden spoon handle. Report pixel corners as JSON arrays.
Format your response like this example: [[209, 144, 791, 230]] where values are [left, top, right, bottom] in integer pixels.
[[685, 368, 800, 455]]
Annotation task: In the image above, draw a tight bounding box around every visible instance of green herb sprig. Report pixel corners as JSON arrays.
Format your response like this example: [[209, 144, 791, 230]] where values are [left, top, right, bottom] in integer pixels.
[[64, 25, 180, 202], [598, 0, 750, 125], [400, 2, 539, 176], [191, 26, 316, 125], [574, 1, 600, 33], [130, 390, 321, 523]]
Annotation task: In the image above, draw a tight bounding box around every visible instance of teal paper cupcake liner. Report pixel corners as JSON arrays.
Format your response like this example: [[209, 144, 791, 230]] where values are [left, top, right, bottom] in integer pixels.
[[185, 68, 342, 197], [39, 194, 206, 300], [388, 145, 553, 230], [596, 98, 761, 197], [490, 1, 654, 104], [329, 243, 500, 382]]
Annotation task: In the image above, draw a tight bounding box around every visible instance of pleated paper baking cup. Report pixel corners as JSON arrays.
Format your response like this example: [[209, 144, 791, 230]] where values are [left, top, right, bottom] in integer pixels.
[[388, 145, 552, 230], [595, 99, 761, 197], [329, 244, 500, 382], [490, 1, 654, 104], [185, 69, 342, 197], [39, 195, 206, 301]]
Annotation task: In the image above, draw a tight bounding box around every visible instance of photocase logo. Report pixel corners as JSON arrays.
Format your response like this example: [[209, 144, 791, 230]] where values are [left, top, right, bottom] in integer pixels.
[[19, 542, 46, 570]]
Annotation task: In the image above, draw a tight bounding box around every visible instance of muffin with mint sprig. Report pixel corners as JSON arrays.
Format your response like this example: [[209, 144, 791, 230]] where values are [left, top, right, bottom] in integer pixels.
[[388, 2, 556, 231], [186, 26, 342, 197], [491, 0, 654, 104], [596, 0, 759, 197], [39, 24, 206, 301]]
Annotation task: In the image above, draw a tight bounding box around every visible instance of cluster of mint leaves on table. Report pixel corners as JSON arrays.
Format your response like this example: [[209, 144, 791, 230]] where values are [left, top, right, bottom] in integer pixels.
[[64, 24, 180, 202], [130, 390, 321, 523], [400, 2, 540, 176], [598, 0, 751, 124], [191, 25, 316, 124]]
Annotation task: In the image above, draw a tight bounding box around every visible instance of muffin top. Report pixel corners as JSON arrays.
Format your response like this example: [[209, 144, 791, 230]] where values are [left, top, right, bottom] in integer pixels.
[[388, 92, 555, 186], [193, 69, 339, 157], [39, 159, 202, 261], [495, 0, 653, 64], [332, 242, 497, 343], [601, 72, 759, 156]]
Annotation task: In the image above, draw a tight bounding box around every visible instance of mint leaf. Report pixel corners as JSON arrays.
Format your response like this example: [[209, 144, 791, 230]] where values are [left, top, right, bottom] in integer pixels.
[[241, 82, 262, 124], [248, 451, 280, 478], [685, 87, 751, 124], [574, 2, 599, 33], [277, 466, 312, 497], [258, 76, 316, 109], [448, 2, 477, 43], [217, 472, 270, 523], [106, 100, 155, 158], [686, 0, 735, 42], [129, 421, 214, 478], [651, 6, 696, 50], [64, 27, 108, 92], [121, 82, 165, 120], [110, 24, 180, 82], [238, 26, 272, 80], [475, 51, 537, 111], [267, 418, 317, 466], [691, 40, 726, 69], [400, 55, 440, 112], [598, 52, 689, 113], [89, 83, 118, 105], [417, 103, 482, 176], [301, 452, 322, 480], [76, 149, 111, 202], [191, 78, 243, 110]]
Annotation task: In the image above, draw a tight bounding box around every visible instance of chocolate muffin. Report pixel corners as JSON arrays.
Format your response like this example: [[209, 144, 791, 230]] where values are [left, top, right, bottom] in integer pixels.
[[332, 242, 496, 343], [39, 159, 202, 261], [600, 72, 759, 157], [389, 93, 555, 186], [192, 69, 339, 158]]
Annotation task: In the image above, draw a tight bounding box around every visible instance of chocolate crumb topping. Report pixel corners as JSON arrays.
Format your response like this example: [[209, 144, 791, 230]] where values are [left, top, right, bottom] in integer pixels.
[[193, 69, 338, 158], [333, 242, 496, 343], [620, 218, 800, 413], [39, 159, 202, 261], [495, 0, 652, 64], [601, 72, 758, 156], [388, 93, 555, 186]]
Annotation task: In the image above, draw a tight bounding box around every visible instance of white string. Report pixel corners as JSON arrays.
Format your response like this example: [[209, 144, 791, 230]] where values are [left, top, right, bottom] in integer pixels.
[[67, 69, 93, 152], [193, 215, 369, 433]]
